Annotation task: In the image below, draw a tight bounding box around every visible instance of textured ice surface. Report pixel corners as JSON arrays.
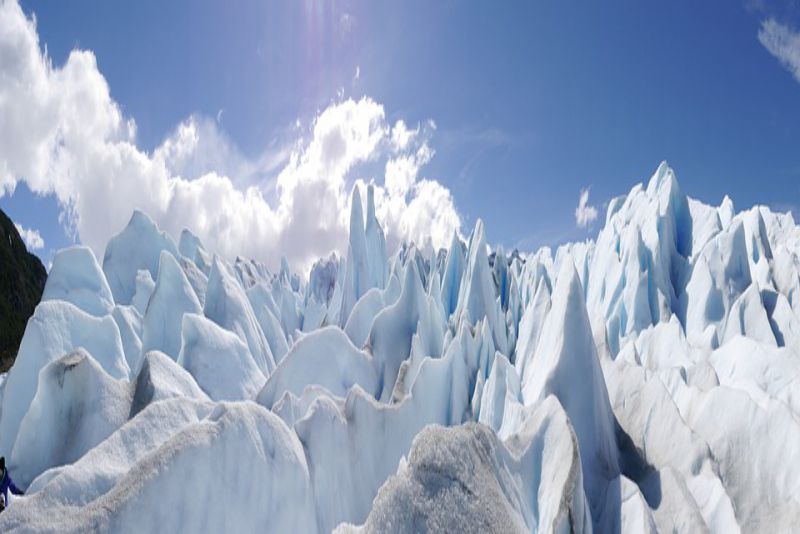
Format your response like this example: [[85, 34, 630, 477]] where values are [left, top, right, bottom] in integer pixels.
[[204, 256, 275, 375], [177, 313, 265, 401], [103, 210, 180, 306], [42, 246, 115, 317], [11, 350, 131, 487], [0, 301, 129, 457], [141, 251, 202, 360], [1, 162, 798, 532]]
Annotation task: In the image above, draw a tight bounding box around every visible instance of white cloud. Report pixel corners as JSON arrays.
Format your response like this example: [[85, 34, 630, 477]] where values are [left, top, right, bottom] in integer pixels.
[[397, 179, 461, 251], [384, 143, 433, 197], [154, 114, 250, 182], [390, 120, 418, 152], [14, 223, 44, 250], [0, 1, 462, 271], [759, 18, 800, 83], [575, 187, 598, 228]]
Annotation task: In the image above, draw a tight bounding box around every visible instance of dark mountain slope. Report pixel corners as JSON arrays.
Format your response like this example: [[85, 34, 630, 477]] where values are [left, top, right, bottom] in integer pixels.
[[0, 209, 47, 372]]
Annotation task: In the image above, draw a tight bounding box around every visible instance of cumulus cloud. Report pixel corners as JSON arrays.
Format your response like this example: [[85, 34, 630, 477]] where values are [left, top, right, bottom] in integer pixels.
[[0, 1, 462, 272], [575, 187, 598, 228], [384, 143, 433, 197], [14, 223, 44, 250], [759, 18, 800, 83], [155, 115, 243, 180]]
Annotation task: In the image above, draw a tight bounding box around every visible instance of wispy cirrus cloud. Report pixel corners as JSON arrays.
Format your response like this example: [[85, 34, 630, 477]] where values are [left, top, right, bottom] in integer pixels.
[[759, 18, 800, 83]]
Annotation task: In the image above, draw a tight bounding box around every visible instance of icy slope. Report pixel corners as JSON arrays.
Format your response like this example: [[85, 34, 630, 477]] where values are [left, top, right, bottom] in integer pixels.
[[0, 162, 798, 532]]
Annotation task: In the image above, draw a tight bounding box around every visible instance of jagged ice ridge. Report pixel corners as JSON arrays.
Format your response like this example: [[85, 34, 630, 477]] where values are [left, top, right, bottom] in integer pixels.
[[0, 162, 798, 532]]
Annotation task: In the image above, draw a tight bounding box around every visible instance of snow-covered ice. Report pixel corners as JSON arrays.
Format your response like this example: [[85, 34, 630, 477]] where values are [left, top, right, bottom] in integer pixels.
[[0, 162, 798, 532]]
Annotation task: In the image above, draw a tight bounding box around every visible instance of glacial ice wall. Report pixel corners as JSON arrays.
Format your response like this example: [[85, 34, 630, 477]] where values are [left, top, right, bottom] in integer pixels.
[[0, 169, 798, 532]]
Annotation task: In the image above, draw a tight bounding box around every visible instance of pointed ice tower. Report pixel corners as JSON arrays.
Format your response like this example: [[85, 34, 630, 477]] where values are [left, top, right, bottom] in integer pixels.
[[584, 161, 696, 354], [42, 246, 115, 317], [440, 231, 465, 319], [204, 256, 276, 375], [341, 186, 369, 326], [103, 210, 180, 306], [141, 251, 202, 360], [178, 228, 212, 276], [453, 220, 509, 356], [341, 184, 388, 325], [521, 259, 619, 522], [0, 301, 129, 457], [365, 185, 388, 290]]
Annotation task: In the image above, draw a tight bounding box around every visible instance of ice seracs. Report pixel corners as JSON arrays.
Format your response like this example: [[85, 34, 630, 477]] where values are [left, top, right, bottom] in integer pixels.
[[131, 269, 155, 315], [341, 185, 388, 327], [141, 251, 202, 360], [440, 230, 465, 318], [520, 260, 619, 527], [130, 350, 210, 415], [11, 349, 131, 487], [102, 210, 180, 305], [454, 219, 509, 356], [204, 256, 275, 375], [42, 246, 115, 317], [178, 228, 212, 276], [256, 326, 378, 409], [0, 300, 128, 457], [342, 398, 592, 533], [0, 161, 798, 533], [364, 185, 387, 292], [246, 283, 290, 362], [340, 185, 370, 326], [177, 314, 265, 402]]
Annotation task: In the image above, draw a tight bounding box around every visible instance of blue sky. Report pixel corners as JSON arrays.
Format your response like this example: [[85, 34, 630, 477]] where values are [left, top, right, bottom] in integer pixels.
[[3, 0, 800, 268]]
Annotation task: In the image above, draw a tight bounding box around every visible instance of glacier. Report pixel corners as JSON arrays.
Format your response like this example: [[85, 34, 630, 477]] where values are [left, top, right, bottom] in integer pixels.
[[0, 162, 798, 532]]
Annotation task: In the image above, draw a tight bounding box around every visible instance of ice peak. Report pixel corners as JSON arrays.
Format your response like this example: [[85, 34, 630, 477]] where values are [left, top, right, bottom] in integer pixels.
[[522, 258, 619, 516], [645, 160, 677, 197], [7, 162, 800, 532], [366, 184, 377, 229], [718, 195, 735, 229], [204, 255, 276, 375], [178, 228, 209, 270], [42, 246, 115, 317], [141, 250, 202, 360], [455, 218, 509, 355], [441, 230, 466, 317], [365, 183, 388, 290], [341, 182, 388, 325], [103, 209, 179, 305], [349, 183, 365, 240], [129, 209, 155, 229]]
